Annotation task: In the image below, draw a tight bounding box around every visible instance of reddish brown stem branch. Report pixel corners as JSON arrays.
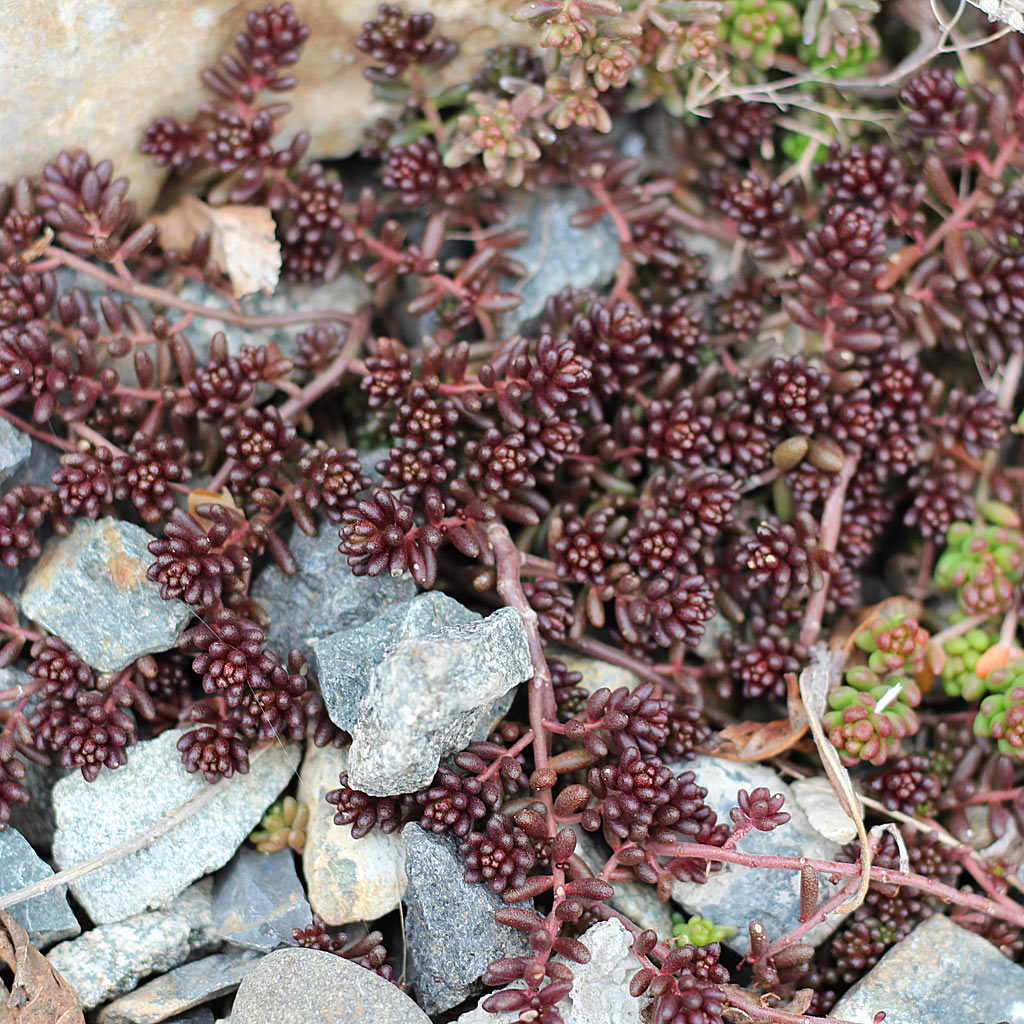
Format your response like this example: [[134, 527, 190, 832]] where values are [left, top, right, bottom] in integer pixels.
[[35, 247, 357, 329], [644, 842, 1024, 928]]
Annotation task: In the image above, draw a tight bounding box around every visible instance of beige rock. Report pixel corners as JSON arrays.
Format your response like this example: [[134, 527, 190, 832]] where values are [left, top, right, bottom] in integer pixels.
[[0, 1, 534, 215], [550, 648, 642, 695], [297, 739, 406, 925]]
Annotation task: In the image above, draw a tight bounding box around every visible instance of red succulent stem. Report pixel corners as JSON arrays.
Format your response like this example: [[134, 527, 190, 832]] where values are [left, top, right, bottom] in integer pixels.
[[643, 841, 1024, 928], [33, 246, 357, 329], [583, 180, 635, 302], [799, 455, 858, 648], [0, 408, 76, 452]]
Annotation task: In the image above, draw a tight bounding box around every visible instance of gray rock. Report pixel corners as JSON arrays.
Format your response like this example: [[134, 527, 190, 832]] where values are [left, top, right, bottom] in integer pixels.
[[403, 824, 529, 1013], [457, 919, 647, 1024], [670, 756, 843, 954], [0, 827, 80, 949], [251, 525, 415, 655], [167, 1013, 214, 1024], [0, 418, 31, 486], [96, 951, 259, 1024], [501, 188, 621, 332], [52, 729, 299, 924], [21, 519, 191, 672], [177, 274, 369, 365], [231, 947, 431, 1024], [833, 914, 1024, 1024], [297, 741, 406, 926], [46, 879, 218, 1010], [212, 846, 310, 952], [310, 592, 478, 732], [347, 608, 532, 795]]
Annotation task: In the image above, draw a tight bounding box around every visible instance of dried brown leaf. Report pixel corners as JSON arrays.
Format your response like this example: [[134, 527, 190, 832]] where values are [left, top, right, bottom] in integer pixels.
[[0, 910, 84, 1024], [149, 196, 280, 298], [700, 672, 808, 760]]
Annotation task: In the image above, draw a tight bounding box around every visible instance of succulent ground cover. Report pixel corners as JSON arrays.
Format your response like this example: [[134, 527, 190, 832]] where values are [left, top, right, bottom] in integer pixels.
[[2, 1, 1024, 1021]]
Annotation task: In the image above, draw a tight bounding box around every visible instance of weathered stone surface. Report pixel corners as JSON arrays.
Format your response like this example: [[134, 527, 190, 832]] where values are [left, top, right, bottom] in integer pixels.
[[403, 824, 528, 1013], [310, 592, 478, 732], [0, 418, 31, 486], [212, 845, 310, 952], [0, 2, 535, 216], [52, 729, 299, 924], [671, 756, 843, 954], [251, 524, 415, 656], [297, 740, 406, 926], [457, 920, 648, 1024], [347, 608, 532, 795], [501, 188, 621, 331], [46, 879, 218, 1010], [0, 827, 80, 949], [231, 947, 431, 1024], [96, 951, 259, 1024], [178, 274, 369, 366], [167, 1013, 214, 1024], [21, 519, 190, 672], [833, 914, 1024, 1024]]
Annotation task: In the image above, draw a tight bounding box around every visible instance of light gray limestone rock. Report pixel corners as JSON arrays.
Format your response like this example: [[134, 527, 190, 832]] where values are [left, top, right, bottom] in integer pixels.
[[347, 608, 532, 795], [52, 729, 299, 924], [46, 880, 218, 1009], [230, 947, 432, 1024]]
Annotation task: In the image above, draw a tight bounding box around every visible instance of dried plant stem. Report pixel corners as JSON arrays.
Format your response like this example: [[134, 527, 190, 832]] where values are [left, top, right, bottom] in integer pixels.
[[723, 988, 860, 1024], [644, 841, 1024, 928], [35, 246, 357, 329]]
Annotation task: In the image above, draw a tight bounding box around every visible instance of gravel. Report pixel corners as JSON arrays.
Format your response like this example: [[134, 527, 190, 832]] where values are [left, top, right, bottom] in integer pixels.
[[52, 729, 299, 924]]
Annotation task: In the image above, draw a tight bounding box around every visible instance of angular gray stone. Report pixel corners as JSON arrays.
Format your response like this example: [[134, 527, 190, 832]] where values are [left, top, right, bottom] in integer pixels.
[[212, 845, 310, 952], [21, 519, 191, 672], [347, 608, 532, 795], [96, 951, 259, 1024], [297, 741, 406, 926], [251, 525, 415, 655], [833, 914, 1024, 1024], [231, 947, 431, 1024], [0, 418, 31, 486], [0, 827, 80, 949], [456, 920, 647, 1024], [46, 879, 218, 1010], [403, 824, 529, 1014], [52, 729, 299, 924], [502, 188, 621, 332], [670, 756, 843, 954], [310, 592, 478, 732], [167, 1013, 214, 1024]]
